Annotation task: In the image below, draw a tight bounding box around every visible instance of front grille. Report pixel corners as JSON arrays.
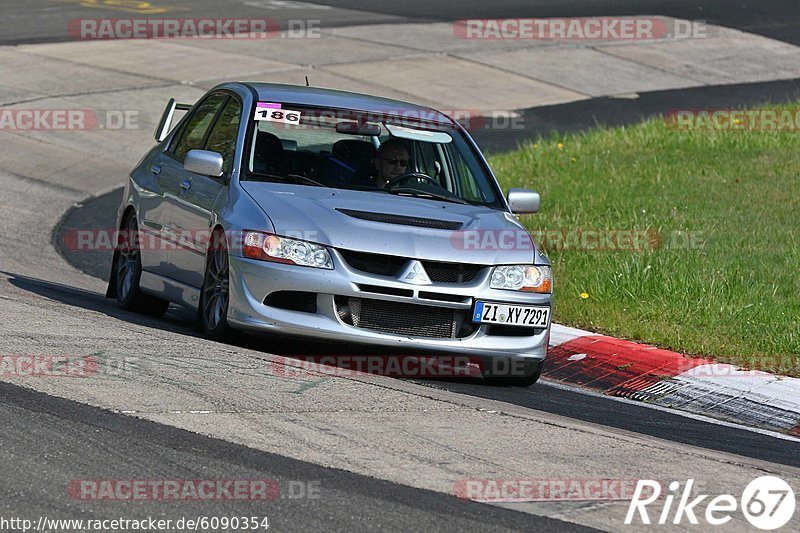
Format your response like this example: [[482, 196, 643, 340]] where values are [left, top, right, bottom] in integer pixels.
[[339, 250, 407, 276], [336, 209, 463, 230], [340, 249, 486, 283], [418, 291, 470, 303], [356, 284, 414, 297], [422, 261, 483, 283], [335, 296, 476, 338]]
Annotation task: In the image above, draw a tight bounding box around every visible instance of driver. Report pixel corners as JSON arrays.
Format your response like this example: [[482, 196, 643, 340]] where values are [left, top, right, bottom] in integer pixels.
[[372, 138, 410, 188]]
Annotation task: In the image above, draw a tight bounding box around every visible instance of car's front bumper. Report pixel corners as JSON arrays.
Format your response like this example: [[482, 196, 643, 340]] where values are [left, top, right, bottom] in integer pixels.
[[226, 252, 551, 360]]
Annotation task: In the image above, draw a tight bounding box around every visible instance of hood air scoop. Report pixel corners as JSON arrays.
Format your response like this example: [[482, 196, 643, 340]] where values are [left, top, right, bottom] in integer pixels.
[[336, 209, 463, 230]]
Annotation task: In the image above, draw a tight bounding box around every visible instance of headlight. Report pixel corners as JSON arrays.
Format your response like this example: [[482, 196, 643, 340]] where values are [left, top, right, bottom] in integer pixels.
[[491, 265, 552, 293], [242, 230, 333, 269]]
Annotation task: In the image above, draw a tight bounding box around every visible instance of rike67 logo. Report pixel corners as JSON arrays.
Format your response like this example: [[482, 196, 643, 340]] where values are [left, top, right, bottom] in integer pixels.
[[626, 476, 795, 530]]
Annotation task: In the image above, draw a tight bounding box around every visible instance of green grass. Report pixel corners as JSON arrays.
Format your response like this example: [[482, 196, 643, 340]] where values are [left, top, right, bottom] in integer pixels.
[[488, 102, 800, 375]]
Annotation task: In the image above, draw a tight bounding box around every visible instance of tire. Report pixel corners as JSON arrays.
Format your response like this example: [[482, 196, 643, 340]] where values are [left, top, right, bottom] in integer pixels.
[[483, 358, 543, 387], [199, 229, 234, 340], [114, 213, 170, 318]]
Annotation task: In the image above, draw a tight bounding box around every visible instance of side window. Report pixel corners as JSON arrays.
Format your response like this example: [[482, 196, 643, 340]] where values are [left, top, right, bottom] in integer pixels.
[[169, 93, 228, 162], [205, 98, 242, 176], [448, 146, 483, 202], [415, 141, 448, 188]]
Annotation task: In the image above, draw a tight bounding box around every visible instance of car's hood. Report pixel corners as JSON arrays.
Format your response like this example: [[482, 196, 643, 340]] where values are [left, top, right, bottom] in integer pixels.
[[241, 182, 539, 265]]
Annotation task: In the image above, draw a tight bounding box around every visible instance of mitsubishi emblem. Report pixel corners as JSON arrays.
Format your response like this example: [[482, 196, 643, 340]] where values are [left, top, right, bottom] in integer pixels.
[[401, 261, 432, 285]]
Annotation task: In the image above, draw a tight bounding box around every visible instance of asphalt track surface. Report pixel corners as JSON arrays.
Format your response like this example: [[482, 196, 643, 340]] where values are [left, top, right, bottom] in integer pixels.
[[0, 380, 593, 532], [474, 78, 800, 153], [2, 0, 799, 46], [55, 189, 800, 469], [4, 1, 800, 530], [4, 1, 800, 153]]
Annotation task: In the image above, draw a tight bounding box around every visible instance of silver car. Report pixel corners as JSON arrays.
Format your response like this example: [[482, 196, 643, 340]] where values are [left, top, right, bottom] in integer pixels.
[[107, 83, 552, 385]]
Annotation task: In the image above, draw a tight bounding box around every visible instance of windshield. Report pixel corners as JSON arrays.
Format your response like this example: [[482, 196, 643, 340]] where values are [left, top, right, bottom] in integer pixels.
[[243, 103, 502, 207]]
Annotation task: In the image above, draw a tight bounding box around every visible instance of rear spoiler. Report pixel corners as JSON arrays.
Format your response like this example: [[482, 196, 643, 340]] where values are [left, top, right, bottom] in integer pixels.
[[154, 98, 193, 142]]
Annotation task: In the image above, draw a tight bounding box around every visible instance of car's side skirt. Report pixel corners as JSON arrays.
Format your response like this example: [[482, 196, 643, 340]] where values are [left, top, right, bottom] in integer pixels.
[[140, 271, 200, 311]]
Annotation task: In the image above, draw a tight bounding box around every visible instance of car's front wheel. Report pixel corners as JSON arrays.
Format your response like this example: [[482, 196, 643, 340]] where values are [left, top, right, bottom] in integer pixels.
[[200, 229, 234, 340], [114, 213, 170, 317]]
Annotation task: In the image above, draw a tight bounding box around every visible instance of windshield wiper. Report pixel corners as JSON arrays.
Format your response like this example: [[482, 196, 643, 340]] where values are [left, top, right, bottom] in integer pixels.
[[386, 187, 470, 205], [247, 172, 328, 188]]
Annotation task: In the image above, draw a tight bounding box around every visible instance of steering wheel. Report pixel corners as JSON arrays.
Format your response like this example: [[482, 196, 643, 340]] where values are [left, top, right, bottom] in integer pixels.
[[385, 172, 440, 189]]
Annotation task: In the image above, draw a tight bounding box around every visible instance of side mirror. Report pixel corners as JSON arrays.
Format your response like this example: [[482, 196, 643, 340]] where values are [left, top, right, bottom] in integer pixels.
[[185, 150, 224, 177], [507, 188, 540, 214]]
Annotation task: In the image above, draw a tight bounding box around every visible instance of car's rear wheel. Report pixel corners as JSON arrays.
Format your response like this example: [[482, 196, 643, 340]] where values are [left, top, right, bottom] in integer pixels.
[[483, 359, 543, 387], [200, 229, 233, 340], [115, 213, 169, 317]]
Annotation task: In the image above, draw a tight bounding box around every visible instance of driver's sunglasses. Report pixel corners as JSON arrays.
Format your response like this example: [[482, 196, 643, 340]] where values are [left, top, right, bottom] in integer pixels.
[[378, 156, 409, 166]]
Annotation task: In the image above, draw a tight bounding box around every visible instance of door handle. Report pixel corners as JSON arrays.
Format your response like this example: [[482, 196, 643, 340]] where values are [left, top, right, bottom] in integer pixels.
[[151, 165, 162, 175], [179, 179, 192, 191]]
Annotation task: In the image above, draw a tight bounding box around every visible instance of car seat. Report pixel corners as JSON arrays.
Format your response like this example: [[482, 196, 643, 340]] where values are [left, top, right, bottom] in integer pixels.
[[253, 131, 288, 175]]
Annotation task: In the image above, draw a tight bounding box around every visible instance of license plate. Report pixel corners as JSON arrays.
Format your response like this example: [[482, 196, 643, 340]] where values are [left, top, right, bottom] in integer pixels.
[[472, 301, 550, 328]]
